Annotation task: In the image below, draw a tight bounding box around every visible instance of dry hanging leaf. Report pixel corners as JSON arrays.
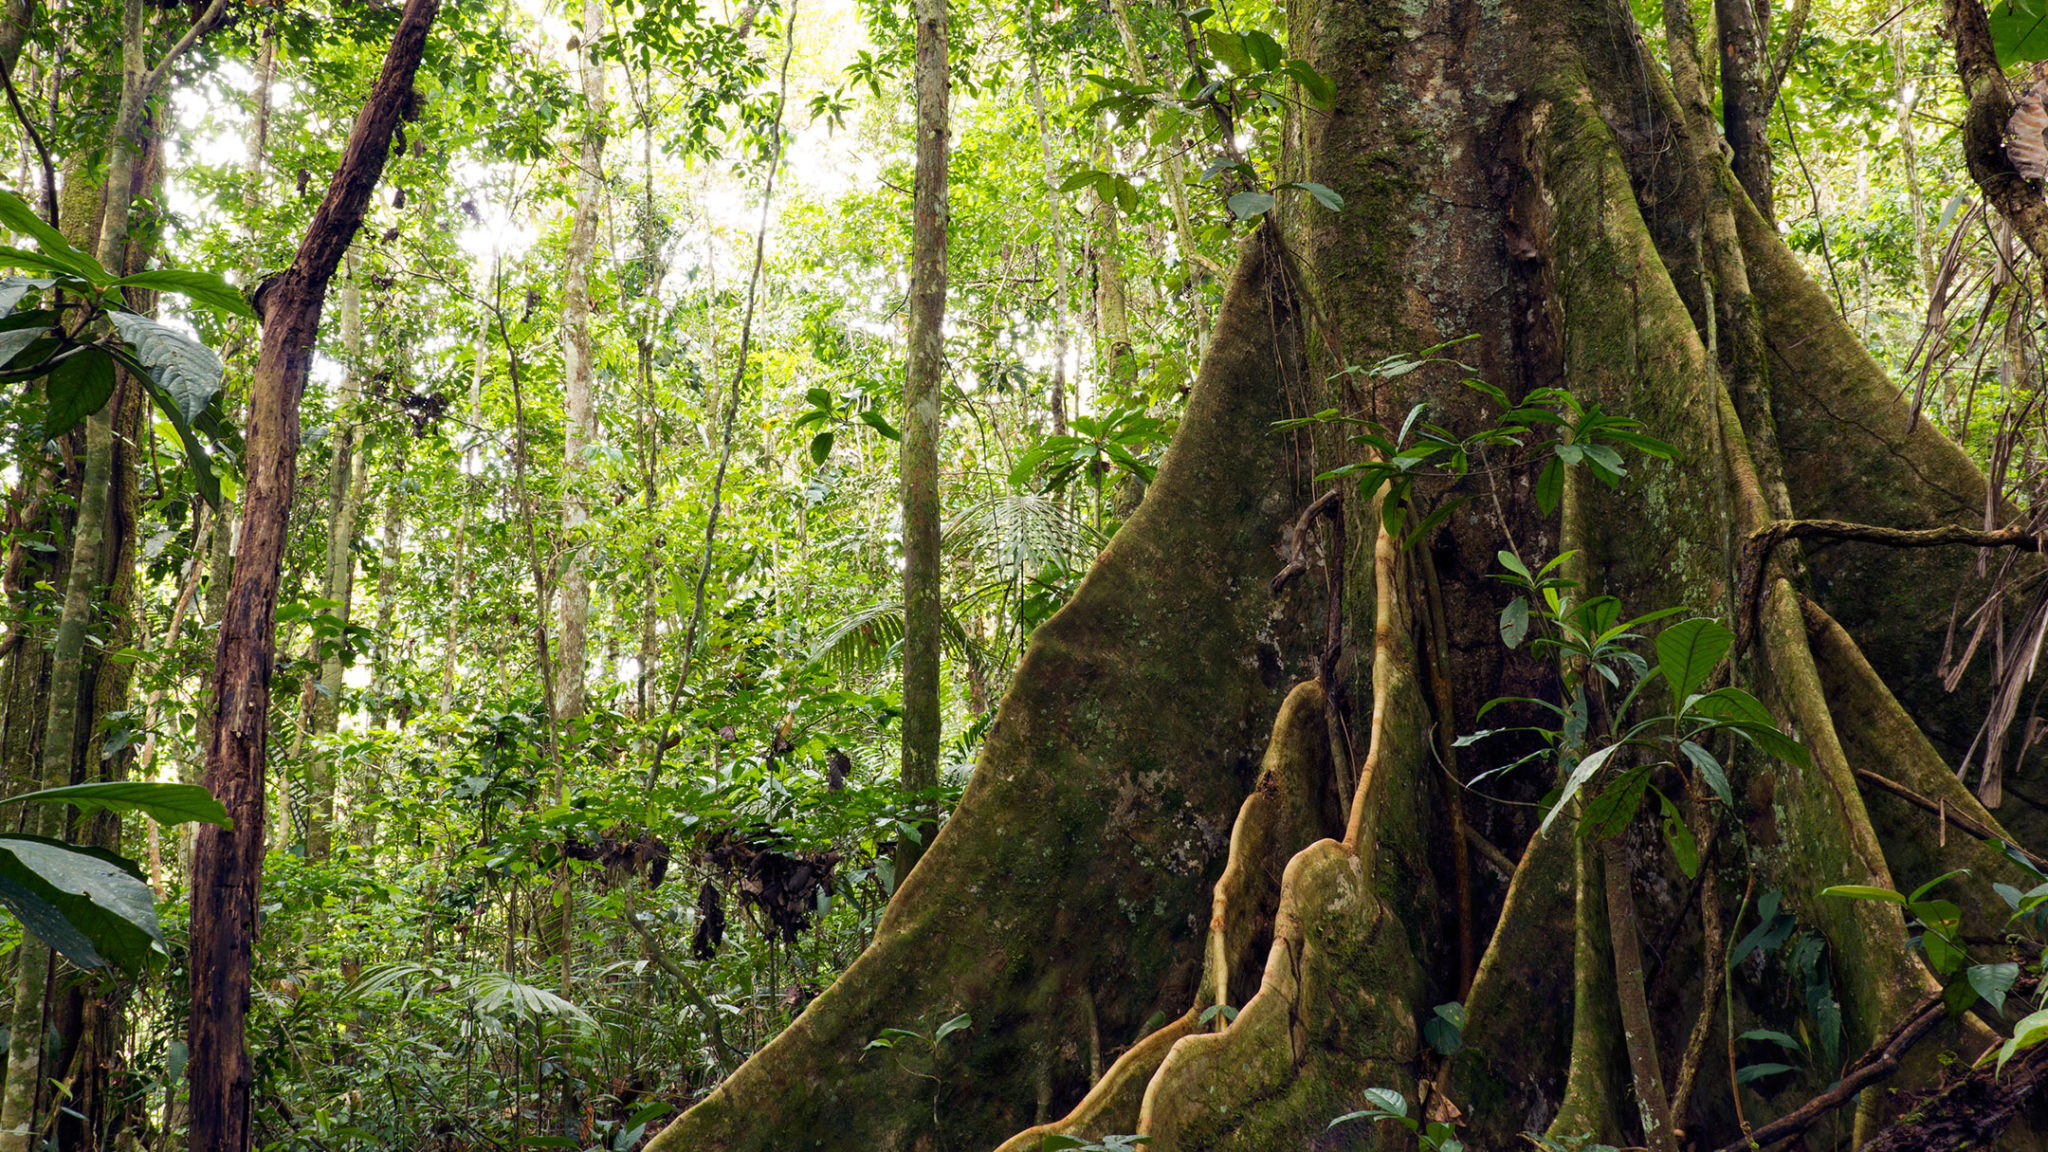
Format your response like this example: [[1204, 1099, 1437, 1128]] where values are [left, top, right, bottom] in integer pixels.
[[2008, 78, 2048, 179]]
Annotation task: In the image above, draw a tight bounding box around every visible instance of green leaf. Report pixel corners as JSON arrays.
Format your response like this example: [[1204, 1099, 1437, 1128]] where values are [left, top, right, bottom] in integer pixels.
[[1737, 1028, 1803, 1051], [1227, 191, 1276, 221], [2000, 1007, 2048, 1070], [1241, 29, 1284, 70], [1656, 617, 1731, 704], [1820, 884, 1906, 904], [0, 276, 52, 317], [933, 1012, 972, 1043], [108, 312, 222, 424], [1657, 789, 1698, 878], [43, 346, 115, 440], [1361, 1087, 1408, 1118], [858, 409, 900, 441], [1499, 596, 1529, 649], [114, 347, 221, 509], [1991, 0, 2048, 65], [1535, 457, 1563, 515], [112, 270, 257, 320], [1281, 59, 1335, 109], [1970, 962, 2020, 1015], [0, 834, 163, 971], [1543, 742, 1618, 835], [9, 781, 230, 828], [1203, 28, 1254, 74], [1578, 766, 1650, 840], [1678, 740, 1731, 805], [1496, 550, 1532, 581], [0, 324, 46, 370], [809, 430, 834, 465], [0, 191, 108, 284], [1734, 1063, 1795, 1084], [1281, 181, 1344, 212]]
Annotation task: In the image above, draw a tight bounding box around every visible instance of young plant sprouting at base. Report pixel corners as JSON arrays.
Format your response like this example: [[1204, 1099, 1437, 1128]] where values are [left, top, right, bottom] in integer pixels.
[[1458, 555, 1807, 870]]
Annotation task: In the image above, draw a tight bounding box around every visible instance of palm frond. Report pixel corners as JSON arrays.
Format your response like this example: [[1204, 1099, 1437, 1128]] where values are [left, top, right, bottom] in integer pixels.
[[807, 600, 992, 684], [944, 493, 1099, 584]]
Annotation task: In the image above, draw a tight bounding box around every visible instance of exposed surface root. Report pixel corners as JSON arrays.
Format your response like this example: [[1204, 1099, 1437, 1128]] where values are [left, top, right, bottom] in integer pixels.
[[998, 680, 1349, 1150]]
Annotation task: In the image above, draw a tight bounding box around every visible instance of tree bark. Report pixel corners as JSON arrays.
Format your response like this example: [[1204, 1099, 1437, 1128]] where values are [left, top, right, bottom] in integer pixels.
[[898, 0, 947, 881], [187, 2, 439, 1147], [1717, 0, 1773, 223], [300, 248, 367, 862], [556, 0, 606, 725]]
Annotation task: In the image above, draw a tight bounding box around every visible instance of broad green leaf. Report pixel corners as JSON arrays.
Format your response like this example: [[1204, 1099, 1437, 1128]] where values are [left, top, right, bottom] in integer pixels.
[[858, 409, 900, 441], [113, 270, 257, 320], [1991, 0, 2048, 65], [1737, 1028, 1803, 1051], [934, 1012, 972, 1043], [0, 191, 108, 283], [108, 311, 222, 423], [0, 324, 45, 369], [2000, 1008, 2048, 1069], [809, 430, 834, 465], [1970, 962, 2021, 1014], [0, 834, 162, 971], [43, 346, 114, 440], [1361, 1087, 1407, 1118], [10, 781, 230, 827], [1281, 59, 1335, 108], [115, 349, 221, 509], [0, 276, 51, 317], [1734, 1062, 1795, 1084], [1657, 617, 1731, 704], [1242, 29, 1283, 70], [1496, 550, 1531, 580], [1227, 191, 1275, 221], [1203, 28, 1254, 74], [1657, 789, 1698, 878]]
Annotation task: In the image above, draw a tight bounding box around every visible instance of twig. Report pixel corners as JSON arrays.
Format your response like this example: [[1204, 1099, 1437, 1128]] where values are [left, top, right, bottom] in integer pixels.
[[1854, 767, 2048, 869], [0, 54, 53, 226], [1710, 992, 1947, 1152], [1740, 518, 2046, 649], [1461, 824, 1516, 879]]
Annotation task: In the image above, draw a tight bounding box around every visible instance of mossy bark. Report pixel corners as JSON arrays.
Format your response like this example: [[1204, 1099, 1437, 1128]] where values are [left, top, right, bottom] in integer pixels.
[[650, 0, 2048, 1147]]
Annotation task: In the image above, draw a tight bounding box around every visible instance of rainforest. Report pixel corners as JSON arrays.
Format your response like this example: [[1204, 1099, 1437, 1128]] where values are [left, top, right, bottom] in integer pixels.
[[0, 0, 2043, 1148]]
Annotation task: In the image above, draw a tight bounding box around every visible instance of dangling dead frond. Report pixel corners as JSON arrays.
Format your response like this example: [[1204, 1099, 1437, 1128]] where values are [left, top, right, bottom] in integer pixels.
[[2010, 76, 2048, 180]]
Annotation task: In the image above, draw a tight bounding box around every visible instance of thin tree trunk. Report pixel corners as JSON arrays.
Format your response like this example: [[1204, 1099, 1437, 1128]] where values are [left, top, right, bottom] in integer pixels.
[[1092, 135, 1133, 401], [440, 306, 489, 716], [187, 3, 439, 1146], [898, 0, 948, 882], [1716, 0, 1773, 223], [556, 0, 606, 725], [1021, 37, 1071, 436], [302, 249, 367, 862], [368, 435, 404, 731], [1894, 21, 1934, 299]]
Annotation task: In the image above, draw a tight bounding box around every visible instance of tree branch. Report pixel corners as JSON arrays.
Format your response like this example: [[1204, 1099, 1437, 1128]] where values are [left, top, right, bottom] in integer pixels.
[[1709, 992, 1947, 1152], [1740, 517, 2044, 648], [1854, 767, 2048, 869]]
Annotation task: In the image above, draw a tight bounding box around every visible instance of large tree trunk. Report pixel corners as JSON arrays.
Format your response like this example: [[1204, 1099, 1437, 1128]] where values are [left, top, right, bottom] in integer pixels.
[[186, 2, 438, 1146], [648, 0, 2048, 1148]]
